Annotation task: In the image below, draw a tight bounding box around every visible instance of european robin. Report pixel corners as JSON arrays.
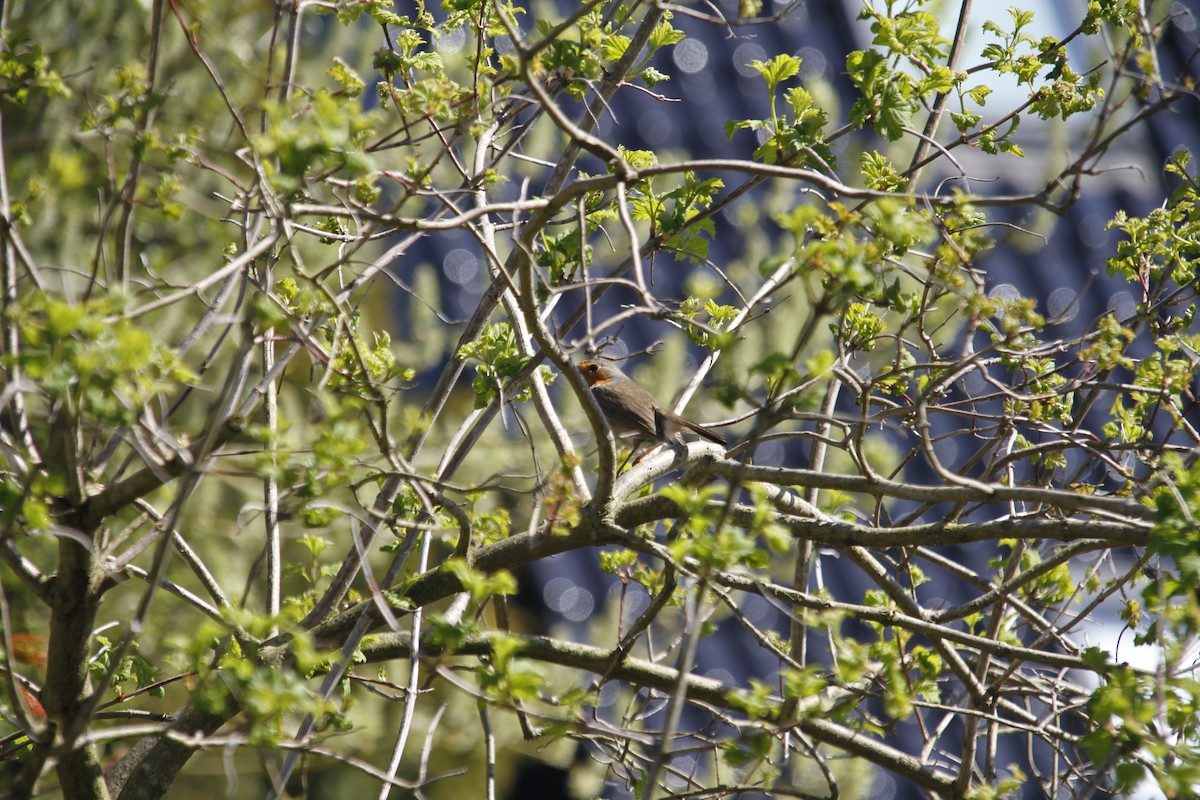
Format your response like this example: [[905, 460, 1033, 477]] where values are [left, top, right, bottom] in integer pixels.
[[576, 358, 726, 447]]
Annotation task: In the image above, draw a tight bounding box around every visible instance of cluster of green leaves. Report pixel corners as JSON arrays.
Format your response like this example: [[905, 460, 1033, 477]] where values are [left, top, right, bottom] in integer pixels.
[[847, 2, 1102, 154], [458, 322, 553, 408], [534, 9, 684, 99], [1097, 153, 1200, 454], [286, 533, 338, 602], [88, 637, 161, 701], [248, 396, 369, 530], [374, 29, 472, 126], [988, 540, 1076, 604], [1082, 660, 1200, 797], [1072, 454, 1200, 793], [1105, 340, 1200, 455], [1145, 455, 1200, 648], [446, 558, 517, 607], [599, 548, 668, 598], [72, 61, 201, 221], [661, 484, 789, 574], [274, 277, 410, 393], [681, 297, 739, 351], [255, 89, 381, 193], [617, 148, 724, 265], [0, 30, 70, 103], [378, 485, 463, 559], [860, 150, 908, 192], [1002, 359, 1073, 428], [327, 0, 433, 28], [476, 634, 546, 705], [775, 205, 876, 300], [537, 13, 608, 101], [968, 291, 1088, 428], [982, 8, 1103, 121], [834, 302, 886, 353], [422, 564, 519, 669], [821, 568, 943, 722], [535, 227, 589, 290], [848, 2, 950, 141], [167, 610, 338, 744], [6, 293, 196, 431], [326, 326, 402, 391], [727, 54, 834, 169], [1108, 150, 1200, 292], [774, 198, 939, 311], [0, 472, 62, 533], [420, 561, 546, 706], [1081, 314, 1136, 373]]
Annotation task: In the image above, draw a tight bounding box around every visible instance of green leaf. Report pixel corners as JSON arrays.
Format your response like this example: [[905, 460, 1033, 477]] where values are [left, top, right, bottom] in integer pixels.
[[916, 65, 954, 97], [951, 110, 981, 132], [966, 84, 993, 105], [641, 66, 669, 87], [602, 34, 631, 62], [860, 150, 907, 191], [649, 19, 685, 50], [846, 49, 917, 141], [446, 558, 517, 604], [749, 54, 801, 94], [327, 57, 365, 97], [1081, 646, 1109, 672]]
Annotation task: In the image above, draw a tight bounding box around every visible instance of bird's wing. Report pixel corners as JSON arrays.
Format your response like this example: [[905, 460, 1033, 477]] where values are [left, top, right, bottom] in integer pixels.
[[593, 382, 659, 437]]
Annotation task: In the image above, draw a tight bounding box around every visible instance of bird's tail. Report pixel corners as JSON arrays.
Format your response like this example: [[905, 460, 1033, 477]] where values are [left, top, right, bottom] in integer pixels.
[[673, 415, 726, 446]]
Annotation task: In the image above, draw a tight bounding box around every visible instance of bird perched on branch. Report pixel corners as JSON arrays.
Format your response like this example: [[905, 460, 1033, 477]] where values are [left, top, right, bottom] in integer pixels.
[[576, 358, 726, 448]]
